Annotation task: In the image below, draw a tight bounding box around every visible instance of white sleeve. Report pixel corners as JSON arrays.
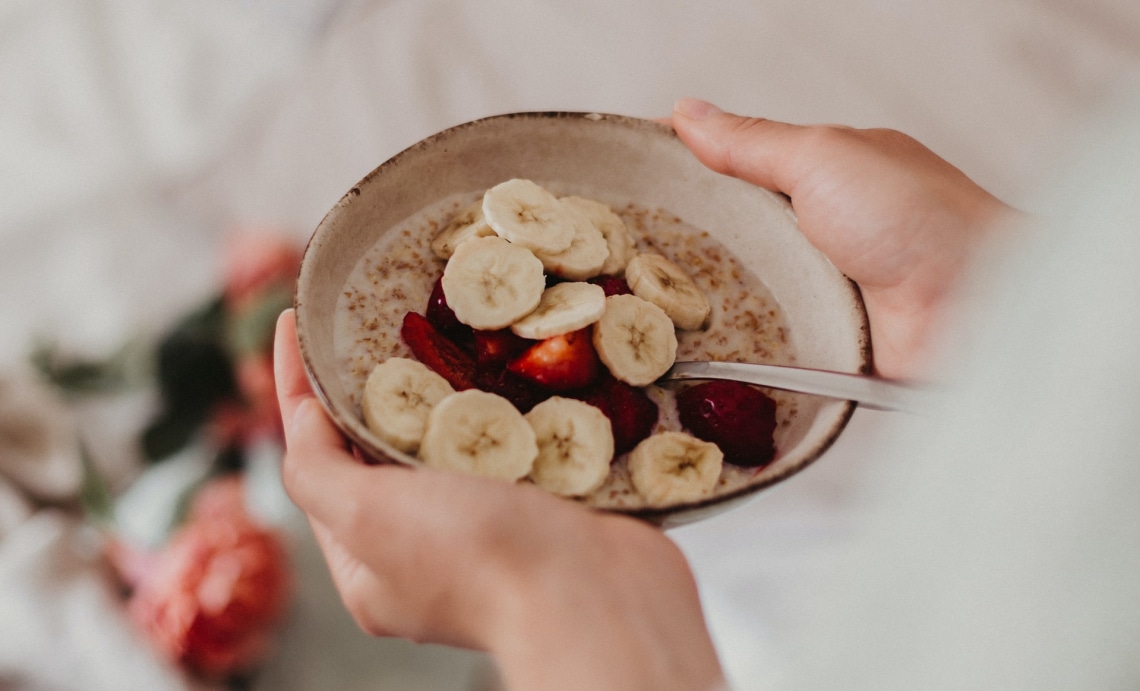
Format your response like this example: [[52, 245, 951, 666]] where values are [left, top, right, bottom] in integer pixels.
[[771, 98, 1140, 690]]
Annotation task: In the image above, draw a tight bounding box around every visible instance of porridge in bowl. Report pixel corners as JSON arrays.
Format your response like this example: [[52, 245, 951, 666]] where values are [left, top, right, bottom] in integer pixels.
[[334, 179, 807, 512], [295, 111, 869, 526]]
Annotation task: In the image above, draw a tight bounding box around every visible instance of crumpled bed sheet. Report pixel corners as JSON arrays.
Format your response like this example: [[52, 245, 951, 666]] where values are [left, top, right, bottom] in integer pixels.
[[2, 0, 1139, 688]]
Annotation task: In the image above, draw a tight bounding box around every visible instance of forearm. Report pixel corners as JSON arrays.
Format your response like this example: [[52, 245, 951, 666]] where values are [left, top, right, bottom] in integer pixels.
[[484, 516, 725, 691], [491, 607, 724, 691]]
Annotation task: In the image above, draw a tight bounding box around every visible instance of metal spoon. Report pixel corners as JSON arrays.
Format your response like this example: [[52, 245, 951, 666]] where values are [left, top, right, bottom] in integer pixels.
[[658, 361, 931, 414]]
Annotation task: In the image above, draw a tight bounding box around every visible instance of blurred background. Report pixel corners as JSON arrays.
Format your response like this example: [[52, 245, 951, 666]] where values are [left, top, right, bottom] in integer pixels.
[[2, 0, 1138, 688]]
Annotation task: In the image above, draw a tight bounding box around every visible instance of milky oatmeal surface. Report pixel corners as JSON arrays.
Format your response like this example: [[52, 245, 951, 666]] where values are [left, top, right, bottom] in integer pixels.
[[335, 191, 800, 510]]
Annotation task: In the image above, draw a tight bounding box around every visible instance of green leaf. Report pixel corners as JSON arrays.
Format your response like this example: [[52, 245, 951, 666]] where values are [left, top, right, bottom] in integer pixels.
[[141, 294, 240, 463], [79, 441, 116, 528], [30, 337, 151, 397], [174, 294, 228, 341], [141, 409, 209, 462], [226, 286, 293, 357]]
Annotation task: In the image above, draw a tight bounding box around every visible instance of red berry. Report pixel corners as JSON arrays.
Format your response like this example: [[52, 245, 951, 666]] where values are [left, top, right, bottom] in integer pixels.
[[588, 275, 633, 297], [473, 328, 534, 370], [400, 312, 477, 390], [425, 276, 473, 349], [507, 327, 600, 392], [475, 368, 550, 413], [676, 380, 777, 467], [572, 372, 659, 455]]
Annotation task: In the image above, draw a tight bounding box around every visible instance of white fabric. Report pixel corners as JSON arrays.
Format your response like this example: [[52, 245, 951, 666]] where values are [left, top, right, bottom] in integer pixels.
[[0, 513, 210, 691], [3, 0, 1140, 689], [704, 100, 1140, 690]]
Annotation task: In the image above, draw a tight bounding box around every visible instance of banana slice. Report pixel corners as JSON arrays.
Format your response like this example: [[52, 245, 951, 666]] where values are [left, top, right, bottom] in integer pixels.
[[510, 281, 606, 340], [628, 431, 723, 506], [441, 235, 546, 330], [525, 397, 614, 496], [561, 196, 637, 276], [533, 201, 609, 280], [592, 293, 678, 386], [482, 179, 576, 254], [361, 357, 456, 453], [431, 198, 496, 259], [625, 253, 711, 330], [419, 389, 538, 481]]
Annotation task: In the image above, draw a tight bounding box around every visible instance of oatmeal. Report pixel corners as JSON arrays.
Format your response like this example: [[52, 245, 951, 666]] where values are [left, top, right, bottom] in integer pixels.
[[335, 189, 799, 511]]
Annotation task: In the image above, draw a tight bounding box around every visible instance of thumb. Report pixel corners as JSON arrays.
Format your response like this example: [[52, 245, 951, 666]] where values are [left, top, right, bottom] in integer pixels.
[[670, 98, 808, 196]]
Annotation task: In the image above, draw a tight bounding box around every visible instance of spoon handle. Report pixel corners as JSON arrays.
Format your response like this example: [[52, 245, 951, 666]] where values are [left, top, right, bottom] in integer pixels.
[[660, 361, 931, 414]]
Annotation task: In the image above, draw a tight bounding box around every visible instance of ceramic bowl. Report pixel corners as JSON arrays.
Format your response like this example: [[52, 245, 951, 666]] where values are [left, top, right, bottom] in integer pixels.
[[295, 112, 871, 527]]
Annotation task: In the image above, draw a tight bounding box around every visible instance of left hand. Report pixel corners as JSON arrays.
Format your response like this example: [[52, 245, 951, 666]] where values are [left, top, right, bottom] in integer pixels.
[[671, 99, 1020, 378]]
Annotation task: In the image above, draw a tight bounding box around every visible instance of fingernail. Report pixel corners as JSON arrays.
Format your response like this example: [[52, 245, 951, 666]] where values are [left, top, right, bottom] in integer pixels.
[[673, 98, 722, 120]]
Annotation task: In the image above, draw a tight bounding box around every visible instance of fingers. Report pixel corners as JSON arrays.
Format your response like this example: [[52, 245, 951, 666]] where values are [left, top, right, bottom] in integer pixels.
[[307, 517, 399, 638], [273, 309, 315, 438], [272, 309, 366, 524], [670, 98, 809, 195], [271, 312, 491, 543], [279, 390, 435, 568], [273, 308, 350, 494], [269, 317, 453, 636]]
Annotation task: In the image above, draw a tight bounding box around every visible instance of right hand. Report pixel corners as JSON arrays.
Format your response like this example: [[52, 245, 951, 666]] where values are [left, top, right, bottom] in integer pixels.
[[671, 99, 1019, 379], [273, 310, 725, 691]]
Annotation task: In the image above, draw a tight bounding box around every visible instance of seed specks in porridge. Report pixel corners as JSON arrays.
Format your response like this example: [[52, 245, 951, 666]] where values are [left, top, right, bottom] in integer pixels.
[[334, 190, 800, 510]]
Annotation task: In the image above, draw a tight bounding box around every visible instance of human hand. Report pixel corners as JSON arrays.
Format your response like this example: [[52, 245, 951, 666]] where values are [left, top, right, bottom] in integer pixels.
[[671, 99, 1018, 379], [273, 310, 724, 691]]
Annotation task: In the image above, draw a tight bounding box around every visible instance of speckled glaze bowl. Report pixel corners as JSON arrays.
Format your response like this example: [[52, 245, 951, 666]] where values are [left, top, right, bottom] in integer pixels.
[[295, 112, 870, 528]]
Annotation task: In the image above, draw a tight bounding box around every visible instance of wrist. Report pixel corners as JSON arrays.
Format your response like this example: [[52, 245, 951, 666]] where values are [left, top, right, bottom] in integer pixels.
[[481, 512, 725, 690]]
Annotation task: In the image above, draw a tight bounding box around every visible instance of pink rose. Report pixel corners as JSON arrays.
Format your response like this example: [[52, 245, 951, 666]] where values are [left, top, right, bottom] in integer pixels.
[[210, 353, 282, 445], [116, 477, 291, 679], [211, 230, 302, 446], [222, 231, 303, 313]]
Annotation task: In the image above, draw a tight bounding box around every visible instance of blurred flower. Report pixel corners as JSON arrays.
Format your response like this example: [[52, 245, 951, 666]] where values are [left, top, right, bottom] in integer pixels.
[[28, 227, 302, 682], [211, 352, 282, 446], [110, 475, 291, 680], [222, 231, 303, 316], [139, 229, 302, 460], [213, 231, 300, 448]]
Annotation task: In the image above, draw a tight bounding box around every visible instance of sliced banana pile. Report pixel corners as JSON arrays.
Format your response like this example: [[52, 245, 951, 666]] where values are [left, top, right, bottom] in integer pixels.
[[359, 179, 725, 507]]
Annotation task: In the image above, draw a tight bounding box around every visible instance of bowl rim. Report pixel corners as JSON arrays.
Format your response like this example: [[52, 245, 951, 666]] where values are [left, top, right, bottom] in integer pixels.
[[295, 110, 872, 525]]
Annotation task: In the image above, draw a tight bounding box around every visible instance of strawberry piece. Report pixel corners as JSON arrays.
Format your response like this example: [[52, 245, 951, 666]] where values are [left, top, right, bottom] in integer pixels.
[[400, 311, 477, 390], [676, 380, 777, 467], [464, 329, 545, 411], [588, 275, 633, 297], [425, 276, 473, 350], [475, 368, 550, 413], [507, 327, 600, 392], [573, 372, 659, 455], [473, 328, 534, 370]]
